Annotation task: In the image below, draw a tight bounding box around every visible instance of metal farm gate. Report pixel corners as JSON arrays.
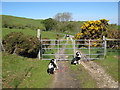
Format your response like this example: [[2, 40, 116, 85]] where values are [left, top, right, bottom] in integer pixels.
[[40, 37, 106, 60]]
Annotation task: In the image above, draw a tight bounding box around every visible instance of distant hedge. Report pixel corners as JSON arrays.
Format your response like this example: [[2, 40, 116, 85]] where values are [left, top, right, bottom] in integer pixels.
[[2, 32, 40, 58]]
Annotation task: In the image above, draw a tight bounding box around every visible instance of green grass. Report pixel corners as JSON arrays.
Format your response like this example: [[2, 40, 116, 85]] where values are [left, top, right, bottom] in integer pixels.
[[65, 40, 74, 60], [2, 15, 43, 29], [18, 60, 52, 88], [2, 28, 65, 88], [69, 62, 97, 88], [2, 53, 52, 88], [77, 46, 118, 82], [2, 28, 64, 39], [95, 49, 119, 82]]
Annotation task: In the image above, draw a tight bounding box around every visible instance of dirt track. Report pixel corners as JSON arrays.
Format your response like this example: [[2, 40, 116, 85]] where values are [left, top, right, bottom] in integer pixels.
[[50, 39, 81, 88], [50, 36, 118, 88]]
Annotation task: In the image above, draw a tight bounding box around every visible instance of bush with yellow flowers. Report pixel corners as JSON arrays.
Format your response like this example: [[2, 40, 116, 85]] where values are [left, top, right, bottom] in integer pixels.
[[75, 19, 109, 47]]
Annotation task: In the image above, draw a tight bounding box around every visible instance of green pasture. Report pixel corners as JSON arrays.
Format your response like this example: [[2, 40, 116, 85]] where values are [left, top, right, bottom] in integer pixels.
[[2, 53, 52, 88], [2, 15, 43, 29], [2, 28, 64, 39]]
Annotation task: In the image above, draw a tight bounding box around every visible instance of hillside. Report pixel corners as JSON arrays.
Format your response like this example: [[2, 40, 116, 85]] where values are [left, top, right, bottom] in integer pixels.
[[2, 15, 45, 30], [1, 15, 86, 33], [1, 15, 119, 35]]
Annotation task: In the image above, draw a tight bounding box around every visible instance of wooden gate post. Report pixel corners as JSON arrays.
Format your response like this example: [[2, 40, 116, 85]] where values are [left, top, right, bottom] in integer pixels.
[[37, 29, 42, 60]]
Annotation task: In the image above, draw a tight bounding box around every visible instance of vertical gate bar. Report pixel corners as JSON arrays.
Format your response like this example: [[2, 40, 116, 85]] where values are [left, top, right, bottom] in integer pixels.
[[40, 40, 42, 60], [74, 40, 75, 58], [89, 40, 90, 60], [103, 36, 105, 59], [105, 39, 107, 56], [58, 40, 59, 59]]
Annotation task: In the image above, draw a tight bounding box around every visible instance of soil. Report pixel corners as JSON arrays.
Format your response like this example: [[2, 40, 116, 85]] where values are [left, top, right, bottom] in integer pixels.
[[50, 39, 81, 88]]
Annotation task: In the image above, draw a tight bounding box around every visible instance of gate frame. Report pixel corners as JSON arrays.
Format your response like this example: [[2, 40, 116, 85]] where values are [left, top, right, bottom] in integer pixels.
[[40, 37, 106, 60]]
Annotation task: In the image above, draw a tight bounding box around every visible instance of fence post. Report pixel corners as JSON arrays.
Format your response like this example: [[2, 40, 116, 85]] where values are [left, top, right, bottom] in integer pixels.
[[89, 40, 91, 60], [37, 29, 42, 60], [58, 40, 59, 60], [74, 40, 76, 58], [103, 36, 106, 58]]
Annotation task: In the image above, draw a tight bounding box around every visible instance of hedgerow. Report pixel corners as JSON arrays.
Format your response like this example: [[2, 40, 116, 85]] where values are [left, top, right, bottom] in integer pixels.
[[2, 32, 40, 58]]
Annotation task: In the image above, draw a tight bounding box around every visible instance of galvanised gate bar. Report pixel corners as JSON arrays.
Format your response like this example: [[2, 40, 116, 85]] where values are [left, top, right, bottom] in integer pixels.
[[40, 38, 106, 60]]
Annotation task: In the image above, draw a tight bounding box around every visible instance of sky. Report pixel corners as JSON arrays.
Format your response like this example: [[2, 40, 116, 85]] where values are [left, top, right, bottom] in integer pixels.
[[2, 2, 119, 24]]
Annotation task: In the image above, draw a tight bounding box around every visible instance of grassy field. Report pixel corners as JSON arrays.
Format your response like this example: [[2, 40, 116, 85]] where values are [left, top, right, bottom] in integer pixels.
[[2, 53, 52, 88], [2, 28, 64, 39], [18, 60, 52, 88], [2, 28, 64, 88], [2, 15, 43, 29]]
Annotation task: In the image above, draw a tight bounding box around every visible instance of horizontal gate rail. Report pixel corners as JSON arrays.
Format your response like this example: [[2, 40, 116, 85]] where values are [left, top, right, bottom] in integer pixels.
[[42, 47, 104, 49], [42, 58, 104, 60], [76, 47, 104, 49], [42, 58, 75, 60], [75, 39, 103, 41], [41, 39, 103, 41], [42, 43, 103, 45], [42, 54, 104, 56], [85, 58, 104, 60], [42, 54, 74, 55], [75, 43, 103, 45]]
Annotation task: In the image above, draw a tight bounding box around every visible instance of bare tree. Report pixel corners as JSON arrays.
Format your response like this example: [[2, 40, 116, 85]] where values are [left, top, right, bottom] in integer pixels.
[[54, 12, 72, 22], [54, 13, 62, 21], [63, 12, 72, 21]]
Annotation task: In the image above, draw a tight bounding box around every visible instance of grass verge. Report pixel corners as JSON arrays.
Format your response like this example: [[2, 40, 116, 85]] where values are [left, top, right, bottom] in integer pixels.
[[69, 64, 97, 88], [2, 53, 52, 88], [94, 49, 119, 82]]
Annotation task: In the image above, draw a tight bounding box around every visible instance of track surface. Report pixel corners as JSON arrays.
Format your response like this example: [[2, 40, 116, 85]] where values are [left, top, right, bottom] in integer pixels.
[[50, 39, 81, 88], [50, 36, 118, 88]]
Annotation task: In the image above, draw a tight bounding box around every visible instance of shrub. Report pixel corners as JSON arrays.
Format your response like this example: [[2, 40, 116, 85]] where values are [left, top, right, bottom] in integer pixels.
[[75, 19, 109, 40], [75, 19, 109, 47], [2, 32, 41, 58]]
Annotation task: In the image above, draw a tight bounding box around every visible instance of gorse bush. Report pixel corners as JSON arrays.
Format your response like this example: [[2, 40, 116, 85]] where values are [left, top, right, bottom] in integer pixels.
[[75, 19, 109, 47], [3, 32, 40, 58], [75, 19, 109, 40]]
